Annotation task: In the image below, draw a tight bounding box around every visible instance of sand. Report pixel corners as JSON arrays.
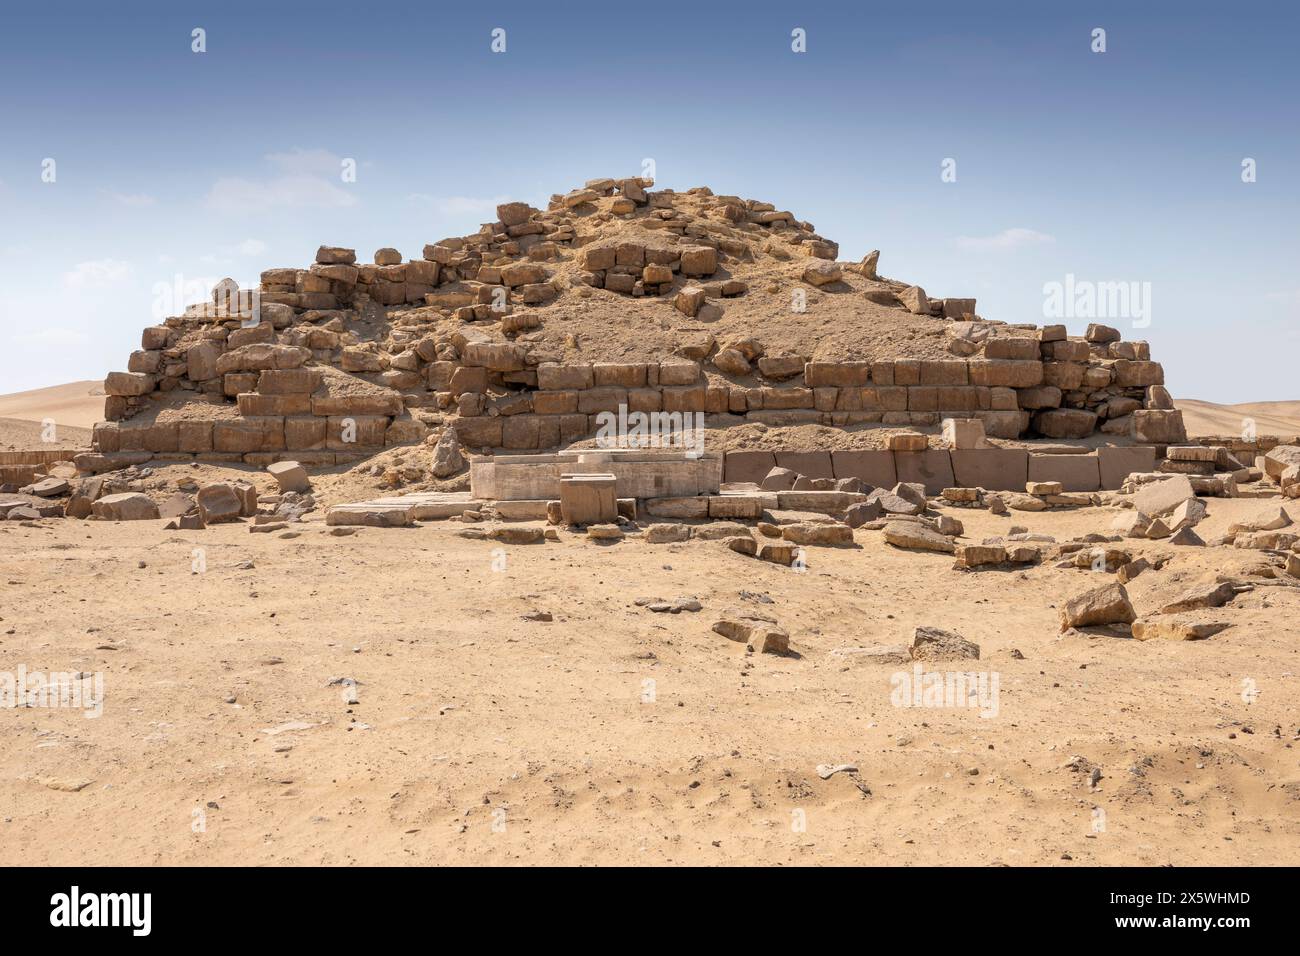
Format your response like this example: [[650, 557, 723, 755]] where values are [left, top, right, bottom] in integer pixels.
[[1176, 400, 1300, 440], [2, 481, 1298, 866]]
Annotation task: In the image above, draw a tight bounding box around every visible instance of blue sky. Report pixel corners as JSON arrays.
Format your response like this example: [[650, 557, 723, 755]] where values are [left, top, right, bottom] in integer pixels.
[[1, 0, 1296, 401]]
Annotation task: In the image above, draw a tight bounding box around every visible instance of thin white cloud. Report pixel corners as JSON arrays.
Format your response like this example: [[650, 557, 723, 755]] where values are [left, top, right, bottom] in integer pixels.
[[105, 190, 157, 207], [14, 327, 90, 346], [62, 258, 133, 289], [205, 149, 357, 213], [956, 228, 1055, 251], [206, 175, 356, 212], [266, 148, 349, 178], [234, 238, 268, 256], [407, 193, 510, 216]]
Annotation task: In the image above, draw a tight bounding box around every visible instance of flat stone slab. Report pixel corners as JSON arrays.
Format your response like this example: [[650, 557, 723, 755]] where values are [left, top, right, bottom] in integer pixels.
[[950, 448, 1028, 492], [830, 449, 897, 489], [1028, 454, 1101, 492], [325, 502, 415, 526], [893, 450, 955, 495], [358, 492, 481, 520], [775, 490, 868, 514]]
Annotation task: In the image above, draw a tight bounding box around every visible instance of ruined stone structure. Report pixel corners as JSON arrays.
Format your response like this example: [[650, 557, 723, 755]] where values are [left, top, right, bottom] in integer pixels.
[[89, 176, 1186, 472]]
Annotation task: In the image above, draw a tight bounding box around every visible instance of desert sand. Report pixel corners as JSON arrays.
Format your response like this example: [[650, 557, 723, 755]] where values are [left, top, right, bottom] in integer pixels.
[[2, 463, 1297, 866], [0, 381, 101, 451], [1175, 400, 1300, 441]]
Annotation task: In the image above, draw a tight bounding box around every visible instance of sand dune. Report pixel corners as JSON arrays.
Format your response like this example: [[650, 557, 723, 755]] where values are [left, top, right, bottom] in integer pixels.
[[1175, 399, 1300, 439], [0, 380, 105, 430]]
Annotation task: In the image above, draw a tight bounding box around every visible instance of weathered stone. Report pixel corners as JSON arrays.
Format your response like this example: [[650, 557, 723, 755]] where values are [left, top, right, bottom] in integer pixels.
[[91, 492, 158, 521], [780, 522, 853, 546], [267, 460, 310, 493], [197, 483, 244, 524], [1132, 475, 1195, 517], [954, 543, 1007, 568], [645, 523, 692, 543], [1059, 582, 1135, 632], [760, 466, 799, 492], [712, 614, 789, 654], [910, 625, 980, 662], [882, 522, 954, 553], [1132, 617, 1231, 642], [802, 260, 842, 286], [896, 286, 928, 314], [431, 428, 466, 478]]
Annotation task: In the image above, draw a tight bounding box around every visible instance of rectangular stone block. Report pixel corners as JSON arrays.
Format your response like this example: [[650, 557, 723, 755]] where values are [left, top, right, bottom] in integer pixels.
[[224, 372, 258, 397], [592, 363, 648, 388], [213, 417, 286, 453], [326, 415, 388, 450], [257, 368, 322, 394], [984, 337, 1041, 360], [968, 360, 1044, 388], [894, 449, 955, 495], [661, 386, 705, 413], [762, 387, 814, 409], [502, 416, 541, 449], [774, 451, 834, 479], [1027, 453, 1101, 492], [658, 360, 701, 386], [977, 410, 1028, 439], [644, 496, 710, 519], [1133, 409, 1187, 444], [950, 448, 1028, 491], [284, 416, 327, 450], [774, 490, 867, 514], [708, 495, 764, 519], [537, 363, 594, 390], [1098, 445, 1157, 489], [177, 421, 214, 453], [804, 362, 870, 387], [533, 390, 578, 415], [238, 393, 312, 416], [576, 387, 628, 415], [724, 450, 777, 483], [626, 388, 662, 413], [453, 416, 504, 447], [830, 449, 897, 489], [918, 360, 969, 385]]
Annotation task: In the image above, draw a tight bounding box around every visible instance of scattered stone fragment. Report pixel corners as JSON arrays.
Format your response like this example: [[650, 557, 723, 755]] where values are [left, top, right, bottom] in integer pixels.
[[1132, 618, 1232, 641], [91, 492, 159, 521], [725, 536, 758, 556], [816, 763, 859, 780], [883, 522, 954, 554], [1059, 582, 1136, 632], [781, 522, 853, 546], [431, 428, 466, 478], [490, 526, 545, 544], [1158, 581, 1241, 614], [910, 626, 980, 661], [1168, 526, 1205, 547], [645, 523, 691, 543], [713, 611, 790, 654], [267, 460, 310, 493]]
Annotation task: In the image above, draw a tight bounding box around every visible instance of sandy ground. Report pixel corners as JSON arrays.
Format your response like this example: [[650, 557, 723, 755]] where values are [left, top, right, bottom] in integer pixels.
[[0, 381, 103, 434], [2, 481, 1298, 866], [1176, 400, 1300, 440]]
